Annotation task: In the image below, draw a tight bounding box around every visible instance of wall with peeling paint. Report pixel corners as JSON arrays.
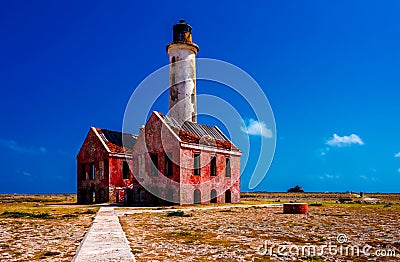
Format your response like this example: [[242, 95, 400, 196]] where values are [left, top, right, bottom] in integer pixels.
[[77, 114, 241, 205], [128, 112, 240, 205], [130, 112, 181, 205], [179, 147, 241, 205], [167, 43, 198, 123], [76, 128, 133, 204]]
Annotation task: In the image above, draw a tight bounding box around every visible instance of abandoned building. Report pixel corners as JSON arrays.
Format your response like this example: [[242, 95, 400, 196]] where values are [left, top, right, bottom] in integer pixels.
[[76, 127, 137, 203], [77, 20, 241, 205]]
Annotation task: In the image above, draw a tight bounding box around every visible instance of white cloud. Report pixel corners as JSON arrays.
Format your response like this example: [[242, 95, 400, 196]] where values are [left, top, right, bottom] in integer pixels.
[[319, 147, 331, 157], [395, 152, 400, 158], [325, 173, 334, 179], [16, 170, 33, 177], [320, 173, 339, 180], [241, 119, 273, 138], [326, 134, 364, 147], [0, 139, 47, 154], [360, 175, 368, 180], [23, 171, 32, 177]]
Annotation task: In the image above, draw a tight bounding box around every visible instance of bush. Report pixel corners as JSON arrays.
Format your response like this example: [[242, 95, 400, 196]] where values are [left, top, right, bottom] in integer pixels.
[[43, 251, 60, 256], [288, 185, 304, 193], [80, 209, 97, 214], [1, 211, 53, 219], [166, 210, 192, 217], [309, 203, 323, 207]]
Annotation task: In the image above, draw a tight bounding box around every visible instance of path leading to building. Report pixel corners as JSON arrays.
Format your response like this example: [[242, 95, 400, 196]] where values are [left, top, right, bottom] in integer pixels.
[[72, 203, 282, 261], [115, 203, 283, 216], [72, 206, 135, 262]]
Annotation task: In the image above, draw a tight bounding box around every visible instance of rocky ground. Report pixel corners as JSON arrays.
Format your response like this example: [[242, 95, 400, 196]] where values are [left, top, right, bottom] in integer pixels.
[[120, 193, 400, 261], [0, 194, 97, 261]]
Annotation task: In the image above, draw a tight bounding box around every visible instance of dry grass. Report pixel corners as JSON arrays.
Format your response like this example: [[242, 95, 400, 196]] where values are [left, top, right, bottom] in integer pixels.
[[0, 194, 98, 261], [120, 193, 400, 261]]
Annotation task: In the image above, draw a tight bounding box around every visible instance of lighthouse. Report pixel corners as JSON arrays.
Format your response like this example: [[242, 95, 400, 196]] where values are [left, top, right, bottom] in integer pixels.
[[166, 20, 199, 123], [78, 20, 242, 206]]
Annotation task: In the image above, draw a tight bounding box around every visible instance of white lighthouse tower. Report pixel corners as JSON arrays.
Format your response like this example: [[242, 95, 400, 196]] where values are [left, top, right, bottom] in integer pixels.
[[166, 20, 199, 123]]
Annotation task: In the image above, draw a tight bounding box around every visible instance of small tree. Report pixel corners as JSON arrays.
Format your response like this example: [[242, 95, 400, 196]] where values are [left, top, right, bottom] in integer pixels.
[[287, 185, 304, 193]]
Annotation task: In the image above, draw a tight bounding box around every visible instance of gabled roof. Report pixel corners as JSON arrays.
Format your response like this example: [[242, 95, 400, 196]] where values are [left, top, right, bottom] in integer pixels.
[[160, 113, 240, 151], [94, 127, 138, 154]]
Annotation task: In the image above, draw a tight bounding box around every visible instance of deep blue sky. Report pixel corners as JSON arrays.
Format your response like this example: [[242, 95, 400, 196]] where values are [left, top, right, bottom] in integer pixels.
[[1, 1, 400, 193]]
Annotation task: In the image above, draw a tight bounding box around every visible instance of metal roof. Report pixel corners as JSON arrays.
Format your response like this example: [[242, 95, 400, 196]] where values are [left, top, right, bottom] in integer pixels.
[[162, 115, 229, 142], [96, 128, 138, 153]]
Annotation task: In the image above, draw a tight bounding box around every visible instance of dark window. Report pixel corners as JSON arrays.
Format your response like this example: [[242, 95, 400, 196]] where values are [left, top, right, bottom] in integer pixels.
[[164, 152, 173, 177], [194, 189, 201, 204], [210, 189, 217, 203], [139, 190, 146, 203], [150, 153, 158, 176], [99, 161, 104, 180], [123, 161, 130, 179], [89, 163, 95, 180], [171, 56, 176, 64], [166, 188, 174, 204], [194, 153, 200, 176], [80, 163, 86, 181], [225, 189, 231, 203], [225, 158, 231, 177], [210, 156, 216, 177], [104, 159, 109, 177], [138, 155, 144, 179]]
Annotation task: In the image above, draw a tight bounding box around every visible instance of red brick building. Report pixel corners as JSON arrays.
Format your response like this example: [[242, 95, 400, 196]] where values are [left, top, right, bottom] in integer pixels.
[[129, 112, 241, 205], [77, 20, 242, 205], [76, 127, 137, 203]]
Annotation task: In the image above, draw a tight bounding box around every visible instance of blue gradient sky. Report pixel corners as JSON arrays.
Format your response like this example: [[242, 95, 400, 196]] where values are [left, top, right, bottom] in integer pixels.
[[1, 1, 400, 193]]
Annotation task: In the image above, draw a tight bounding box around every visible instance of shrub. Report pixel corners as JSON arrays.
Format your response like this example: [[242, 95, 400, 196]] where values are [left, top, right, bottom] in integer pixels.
[[1, 211, 53, 219], [166, 211, 192, 217]]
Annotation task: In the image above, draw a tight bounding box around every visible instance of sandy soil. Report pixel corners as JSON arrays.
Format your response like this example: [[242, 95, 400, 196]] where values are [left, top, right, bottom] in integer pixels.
[[0, 194, 97, 261], [120, 194, 400, 261]]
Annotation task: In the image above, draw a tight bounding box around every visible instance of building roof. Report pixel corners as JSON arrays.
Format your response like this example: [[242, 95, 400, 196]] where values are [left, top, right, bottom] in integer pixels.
[[160, 114, 239, 151], [94, 128, 138, 154]]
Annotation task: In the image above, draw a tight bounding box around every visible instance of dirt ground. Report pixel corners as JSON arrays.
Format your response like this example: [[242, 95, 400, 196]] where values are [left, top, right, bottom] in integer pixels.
[[0, 194, 97, 261], [1, 193, 399, 261], [120, 193, 400, 261]]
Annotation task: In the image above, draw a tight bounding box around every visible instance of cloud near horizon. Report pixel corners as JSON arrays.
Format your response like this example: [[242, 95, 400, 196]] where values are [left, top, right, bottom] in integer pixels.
[[326, 134, 364, 147], [241, 119, 273, 138], [395, 152, 400, 158]]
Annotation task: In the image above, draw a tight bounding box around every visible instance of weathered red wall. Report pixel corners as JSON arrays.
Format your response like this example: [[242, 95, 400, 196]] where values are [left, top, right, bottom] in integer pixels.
[[76, 128, 133, 203], [130, 112, 241, 205], [108, 156, 132, 202], [77, 114, 241, 206], [131, 112, 181, 205], [76, 128, 109, 203], [179, 146, 240, 204]]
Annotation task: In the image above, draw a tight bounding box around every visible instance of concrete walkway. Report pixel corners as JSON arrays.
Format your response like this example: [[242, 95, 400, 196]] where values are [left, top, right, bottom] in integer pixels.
[[115, 203, 283, 216], [73, 206, 135, 262], [73, 203, 281, 261]]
